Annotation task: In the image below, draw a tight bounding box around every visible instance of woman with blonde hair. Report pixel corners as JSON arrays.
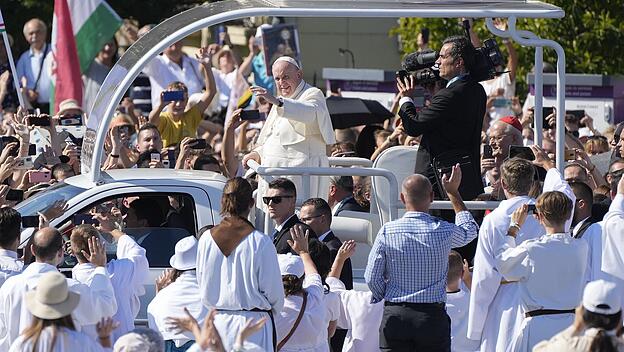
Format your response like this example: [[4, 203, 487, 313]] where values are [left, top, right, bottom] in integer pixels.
[[9, 271, 116, 352]]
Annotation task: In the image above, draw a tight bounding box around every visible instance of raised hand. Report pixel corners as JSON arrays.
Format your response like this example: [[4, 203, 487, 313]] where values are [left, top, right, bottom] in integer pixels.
[[156, 268, 177, 292], [236, 316, 268, 347], [287, 225, 310, 254], [336, 240, 356, 262], [396, 75, 416, 98], [166, 307, 201, 337], [529, 145, 555, 170], [82, 236, 107, 267], [441, 163, 462, 196], [196, 47, 213, 67], [250, 85, 279, 106]]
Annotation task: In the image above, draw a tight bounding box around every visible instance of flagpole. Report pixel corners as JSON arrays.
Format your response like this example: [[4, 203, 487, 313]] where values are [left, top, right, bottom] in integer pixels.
[[1, 32, 26, 108]]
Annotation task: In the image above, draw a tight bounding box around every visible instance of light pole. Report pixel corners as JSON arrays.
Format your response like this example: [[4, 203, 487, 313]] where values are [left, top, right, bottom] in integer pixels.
[[338, 48, 355, 68]]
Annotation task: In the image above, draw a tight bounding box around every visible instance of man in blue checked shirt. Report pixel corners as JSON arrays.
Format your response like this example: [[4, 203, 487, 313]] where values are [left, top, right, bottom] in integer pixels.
[[365, 163, 478, 352]]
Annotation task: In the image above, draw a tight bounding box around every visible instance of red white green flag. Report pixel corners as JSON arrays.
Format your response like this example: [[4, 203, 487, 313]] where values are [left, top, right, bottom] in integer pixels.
[[51, 0, 121, 113]]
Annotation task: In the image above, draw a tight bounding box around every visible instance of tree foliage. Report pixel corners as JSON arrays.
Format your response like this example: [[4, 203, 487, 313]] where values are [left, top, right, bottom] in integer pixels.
[[390, 0, 624, 98]]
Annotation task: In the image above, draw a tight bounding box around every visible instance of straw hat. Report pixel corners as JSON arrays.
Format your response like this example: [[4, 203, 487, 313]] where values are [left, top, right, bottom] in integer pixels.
[[25, 271, 80, 320], [58, 99, 84, 115], [169, 236, 198, 271]]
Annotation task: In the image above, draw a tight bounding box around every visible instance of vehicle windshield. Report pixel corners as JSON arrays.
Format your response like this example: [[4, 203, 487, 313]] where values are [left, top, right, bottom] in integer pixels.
[[15, 182, 85, 216]]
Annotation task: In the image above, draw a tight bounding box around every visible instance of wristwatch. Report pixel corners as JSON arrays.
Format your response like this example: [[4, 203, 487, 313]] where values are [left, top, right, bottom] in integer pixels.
[[507, 222, 521, 237], [276, 97, 284, 107]]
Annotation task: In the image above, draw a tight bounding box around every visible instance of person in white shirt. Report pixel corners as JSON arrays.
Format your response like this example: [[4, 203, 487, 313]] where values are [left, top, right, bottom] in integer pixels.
[[325, 240, 383, 352], [9, 271, 117, 351], [16, 18, 52, 112], [496, 191, 588, 352], [534, 279, 624, 352], [276, 227, 329, 352], [601, 167, 624, 283], [468, 146, 575, 352], [0, 208, 23, 287], [0, 227, 117, 350], [70, 223, 149, 342], [196, 177, 284, 351], [446, 251, 479, 352], [148, 235, 208, 351], [569, 181, 605, 282], [143, 40, 206, 110]]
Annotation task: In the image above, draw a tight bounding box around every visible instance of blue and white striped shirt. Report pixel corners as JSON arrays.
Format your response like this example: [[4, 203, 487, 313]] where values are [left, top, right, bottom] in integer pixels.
[[365, 211, 478, 304]]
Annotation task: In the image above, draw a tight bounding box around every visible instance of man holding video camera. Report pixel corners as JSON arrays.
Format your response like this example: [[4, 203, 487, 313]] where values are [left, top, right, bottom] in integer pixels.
[[397, 35, 487, 200]]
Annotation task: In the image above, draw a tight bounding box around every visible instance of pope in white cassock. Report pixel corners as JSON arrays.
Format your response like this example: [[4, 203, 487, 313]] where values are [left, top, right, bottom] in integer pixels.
[[467, 146, 576, 352], [243, 56, 336, 203]]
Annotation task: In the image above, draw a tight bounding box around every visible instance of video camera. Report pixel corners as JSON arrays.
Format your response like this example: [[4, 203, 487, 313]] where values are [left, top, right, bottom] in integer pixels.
[[398, 36, 504, 84]]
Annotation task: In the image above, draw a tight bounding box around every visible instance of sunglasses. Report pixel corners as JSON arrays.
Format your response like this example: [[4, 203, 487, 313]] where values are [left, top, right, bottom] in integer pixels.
[[262, 195, 294, 205]]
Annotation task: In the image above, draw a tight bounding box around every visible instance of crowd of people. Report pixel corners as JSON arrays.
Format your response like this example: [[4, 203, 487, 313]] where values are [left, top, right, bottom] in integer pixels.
[[0, 13, 622, 352]]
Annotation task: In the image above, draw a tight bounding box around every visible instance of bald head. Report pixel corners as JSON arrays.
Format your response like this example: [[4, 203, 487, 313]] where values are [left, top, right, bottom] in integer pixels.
[[32, 227, 63, 262], [401, 174, 433, 209], [272, 59, 303, 98]]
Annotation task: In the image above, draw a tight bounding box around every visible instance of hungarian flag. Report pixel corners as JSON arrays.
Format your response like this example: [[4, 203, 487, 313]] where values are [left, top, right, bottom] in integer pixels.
[[51, 0, 121, 113], [0, 10, 5, 34]]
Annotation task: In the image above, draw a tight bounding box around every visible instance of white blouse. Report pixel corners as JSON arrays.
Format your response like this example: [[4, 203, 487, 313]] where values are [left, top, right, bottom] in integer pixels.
[[9, 326, 109, 352], [276, 273, 330, 352]]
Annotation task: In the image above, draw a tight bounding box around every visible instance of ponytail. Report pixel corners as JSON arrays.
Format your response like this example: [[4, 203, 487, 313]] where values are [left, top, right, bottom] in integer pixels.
[[589, 329, 617, 352], [220, 177, 253, 217]]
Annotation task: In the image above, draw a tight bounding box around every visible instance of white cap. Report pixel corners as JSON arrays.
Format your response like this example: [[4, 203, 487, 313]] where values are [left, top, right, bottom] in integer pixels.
[[583, 280, 621, 315], [278, 253, 304, 278], [273, 56, 301, 70], [169, 236, 198, 271]]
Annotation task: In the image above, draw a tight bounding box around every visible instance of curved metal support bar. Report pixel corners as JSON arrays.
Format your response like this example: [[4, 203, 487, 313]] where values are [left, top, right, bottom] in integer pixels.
[[485, 18, 544, 146], [430, 200, 501, 210], [506, 17, 565, 171], [328, 157, 374, 168], [246, 159, 399, 221], [82, 0, 564, 184]]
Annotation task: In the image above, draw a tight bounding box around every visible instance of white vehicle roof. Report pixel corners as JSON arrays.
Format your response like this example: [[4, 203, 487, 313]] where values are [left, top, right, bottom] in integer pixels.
[[64, 168, 228, 189]]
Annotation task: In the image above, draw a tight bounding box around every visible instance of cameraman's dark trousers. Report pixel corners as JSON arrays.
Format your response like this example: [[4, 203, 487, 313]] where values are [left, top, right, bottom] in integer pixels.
[[380, 301, 450, 352]]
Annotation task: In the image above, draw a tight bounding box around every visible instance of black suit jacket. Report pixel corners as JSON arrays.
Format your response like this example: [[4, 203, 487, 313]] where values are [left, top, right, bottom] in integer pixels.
[[334, 196, 366, 216], [399, 75, 486, 200], [273, 215, 318, 254], [321, 231, 353, 290]]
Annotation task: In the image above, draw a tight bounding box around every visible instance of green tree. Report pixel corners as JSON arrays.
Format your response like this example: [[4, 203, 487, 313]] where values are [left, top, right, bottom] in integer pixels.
[[391, 0, 624, 100]]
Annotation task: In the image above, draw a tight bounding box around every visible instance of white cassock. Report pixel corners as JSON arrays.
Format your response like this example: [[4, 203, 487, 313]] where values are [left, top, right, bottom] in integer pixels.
[[9, 326, 108, 352], [254, 80, 336, 203], [468, 168, 574, 352], [325, 277, 384, 352], [495, 233, 588, 352], [72, 235, 149, 342], [148, 270, 208, 347], [601, 194, 624, 280], [0, 263, 117, 351], [0, 250, 22, 288], [446, 287, 479, 352], [276, 273, 329, 352], [196, 229, 284, 351], [573, 219, 607, 283]]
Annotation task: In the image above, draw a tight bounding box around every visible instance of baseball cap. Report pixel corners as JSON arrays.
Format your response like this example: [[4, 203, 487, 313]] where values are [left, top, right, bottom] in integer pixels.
[[583, 280, 621, 315]]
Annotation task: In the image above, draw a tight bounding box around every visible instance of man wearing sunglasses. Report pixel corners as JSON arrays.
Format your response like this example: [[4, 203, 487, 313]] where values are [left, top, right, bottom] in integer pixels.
[[264, 178, 317, 254]]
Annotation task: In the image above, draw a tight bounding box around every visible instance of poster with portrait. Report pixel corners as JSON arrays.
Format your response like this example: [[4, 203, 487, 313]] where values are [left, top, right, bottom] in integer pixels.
[[261, 24, 301, 76]]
